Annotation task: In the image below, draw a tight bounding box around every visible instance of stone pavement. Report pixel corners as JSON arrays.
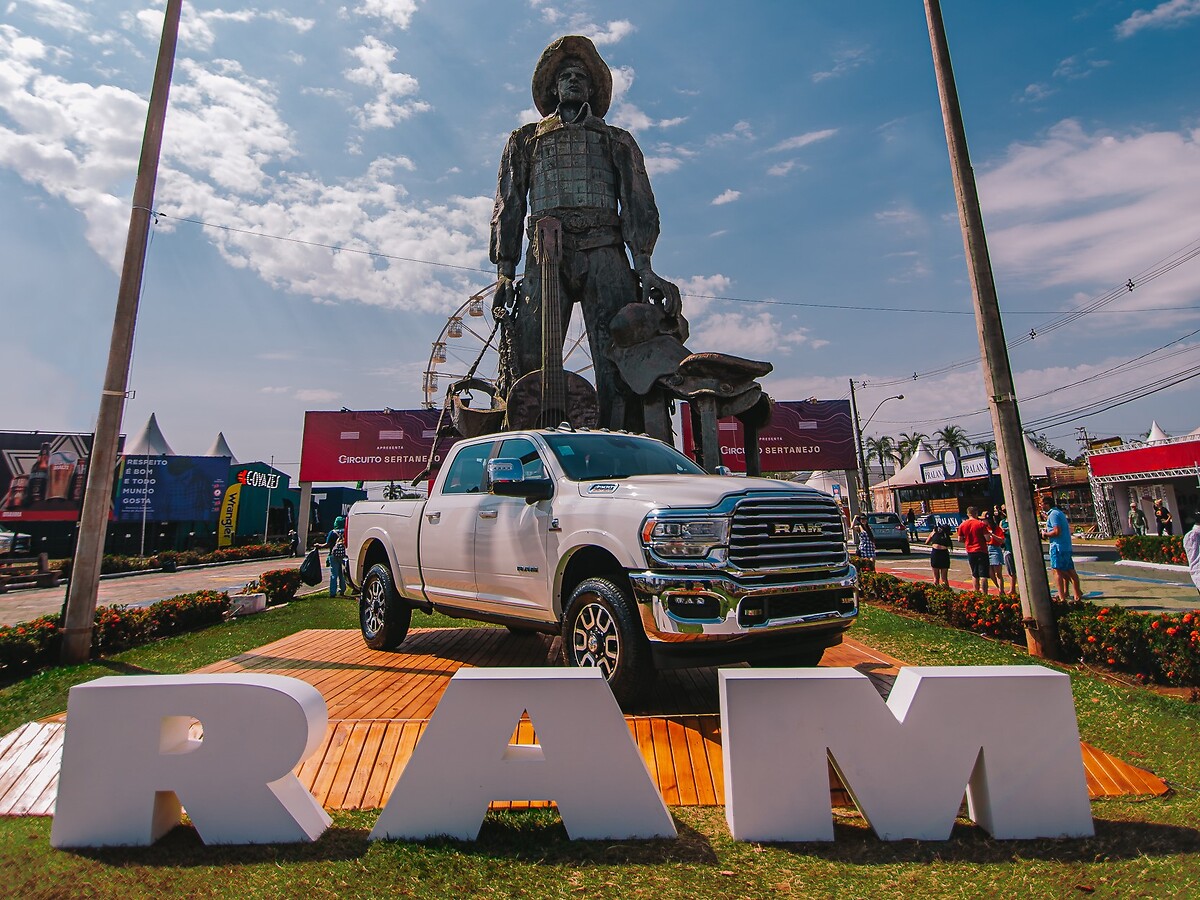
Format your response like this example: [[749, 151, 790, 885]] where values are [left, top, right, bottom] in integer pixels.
[[0, 557, 316, 626]]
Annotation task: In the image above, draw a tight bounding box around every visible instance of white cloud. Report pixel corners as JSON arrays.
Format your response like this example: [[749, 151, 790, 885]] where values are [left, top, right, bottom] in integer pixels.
[[294, 388, 341, 403], [768, 129, 837, 153], [707, 120, 754, 146], [352, 0, 421, 30], [579, 19, 635, 46], [812, 46, 870, 83], [767, 159, 807, 177], [1116, 0, 1200, 38], [874, 206, 922, 230], [645, 156, 683, 176], [1053, 54, 1110, 80], [344, 36, 431, 129], [133, 5, 314, 53], [711, 189, 740, 206], [688, 311, 819, 356], [977, 120, 1200, 310], [608, 66, 685, 133], [1018, 83, 1055, 104]]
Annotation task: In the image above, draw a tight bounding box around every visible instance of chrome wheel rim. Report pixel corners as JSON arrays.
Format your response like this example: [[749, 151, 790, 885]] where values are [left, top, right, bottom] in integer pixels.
[[570, 599, 620, 679], [363, 577, 386, 637]]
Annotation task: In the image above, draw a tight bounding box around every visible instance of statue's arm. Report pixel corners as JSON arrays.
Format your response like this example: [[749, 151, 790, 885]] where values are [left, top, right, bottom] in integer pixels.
[[490, 127, 531, 309], [611, 128, 680, 315]]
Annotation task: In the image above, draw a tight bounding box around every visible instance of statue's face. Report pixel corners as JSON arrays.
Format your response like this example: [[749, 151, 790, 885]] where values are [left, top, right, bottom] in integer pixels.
[[555, 63, 591, 105]]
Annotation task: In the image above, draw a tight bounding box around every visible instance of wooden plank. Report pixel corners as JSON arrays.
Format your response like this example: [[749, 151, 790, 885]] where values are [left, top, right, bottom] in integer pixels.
[[342, 722, 388, 810], [0, 724, 58, 807], [378, 722, 425, 808], [294, 725, 337, 791], [682, 715, 719, 806], [325, 724, 371, 810], [5, 725, 64, 816], [665, 717, 699, 806], [650, 718, 677, 805], [307, 722, 354, 808], [360, 722, 406, 810], [698, 715, 725, 805]]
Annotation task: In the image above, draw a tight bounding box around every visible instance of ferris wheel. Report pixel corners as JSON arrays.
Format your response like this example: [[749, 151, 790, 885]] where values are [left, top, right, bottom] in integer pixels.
[[422, 282, 594, 409]]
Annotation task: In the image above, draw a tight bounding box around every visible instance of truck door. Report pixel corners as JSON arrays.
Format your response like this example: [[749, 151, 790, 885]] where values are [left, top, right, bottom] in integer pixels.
[[472, 437, 556, 621], [418, 440, 494, 606]]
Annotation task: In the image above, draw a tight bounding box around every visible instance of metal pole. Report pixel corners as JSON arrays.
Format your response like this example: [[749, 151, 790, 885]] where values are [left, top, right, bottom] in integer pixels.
[[923, 0, 1061, 659], [848, 379, 869, 516], [61, 0, 182, 665], [263, 455, 274, 543], [139, 465, 148, 558]]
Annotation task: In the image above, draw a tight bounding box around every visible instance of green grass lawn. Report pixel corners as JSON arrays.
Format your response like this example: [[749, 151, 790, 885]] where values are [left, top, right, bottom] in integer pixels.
[[1, 596, 1198, 899]]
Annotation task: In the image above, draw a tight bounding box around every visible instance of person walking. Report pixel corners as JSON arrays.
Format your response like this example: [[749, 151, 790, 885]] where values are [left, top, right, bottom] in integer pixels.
[[852, 513, 877, 565], [1184, 513, 1200, 597], [984, 510, 1007, 595], [315, 516, 348, 597], [957, 506, 992, 594], [1128, 500, 1147, 536], [1154, 499, 1174, 536], [998, 504, 1016, 594], [1041, 494, 1083, 602], [926, 522, 953, 586], [906, 508, 918, 540]]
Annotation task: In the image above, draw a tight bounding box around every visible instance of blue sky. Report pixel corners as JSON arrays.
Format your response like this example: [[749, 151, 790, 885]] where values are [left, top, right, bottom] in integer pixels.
[[3, 0, 1199, 481]]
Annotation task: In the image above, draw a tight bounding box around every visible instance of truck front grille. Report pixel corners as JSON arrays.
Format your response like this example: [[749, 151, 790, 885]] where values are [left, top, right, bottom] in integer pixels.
[[728, 495, 848, 573]]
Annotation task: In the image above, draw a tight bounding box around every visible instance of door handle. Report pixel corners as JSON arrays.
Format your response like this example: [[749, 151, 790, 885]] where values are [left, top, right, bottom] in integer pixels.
[[426, 511, 441, 523], [478, 509, 498, 519]]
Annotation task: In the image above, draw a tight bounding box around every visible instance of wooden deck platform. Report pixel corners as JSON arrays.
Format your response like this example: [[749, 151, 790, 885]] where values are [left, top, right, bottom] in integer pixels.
[[0, 627, 1169, 817]]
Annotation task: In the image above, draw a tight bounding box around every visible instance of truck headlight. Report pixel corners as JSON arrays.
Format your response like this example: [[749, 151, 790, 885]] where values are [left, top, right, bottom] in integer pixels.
[[641, 516, 730, 559]]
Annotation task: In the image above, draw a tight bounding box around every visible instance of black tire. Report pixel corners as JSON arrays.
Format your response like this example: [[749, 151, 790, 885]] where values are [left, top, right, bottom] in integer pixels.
[[360, 563, 411, 651], [561, 576, 653, 707], [901, 542, 911, 555], [748, 645, 827, 668]]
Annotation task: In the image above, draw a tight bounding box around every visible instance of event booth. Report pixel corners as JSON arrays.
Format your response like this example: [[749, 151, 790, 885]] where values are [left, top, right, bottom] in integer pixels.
[[1087, 423, 1200, 537]]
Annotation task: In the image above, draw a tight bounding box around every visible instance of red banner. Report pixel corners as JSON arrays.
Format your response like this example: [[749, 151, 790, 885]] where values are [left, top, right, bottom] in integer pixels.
[[1088, 437, 1200, 478], [680, 400, 856, 473], [299, 410, 455, 483]]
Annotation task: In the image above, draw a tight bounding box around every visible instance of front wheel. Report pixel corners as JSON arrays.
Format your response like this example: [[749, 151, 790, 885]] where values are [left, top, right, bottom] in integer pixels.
[[561, 576, 653, 708], [360, 563, 411, 651]]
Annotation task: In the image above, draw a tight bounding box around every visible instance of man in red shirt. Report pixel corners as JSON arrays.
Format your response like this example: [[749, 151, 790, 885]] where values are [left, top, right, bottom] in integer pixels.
[[957, 506, 992, 593]]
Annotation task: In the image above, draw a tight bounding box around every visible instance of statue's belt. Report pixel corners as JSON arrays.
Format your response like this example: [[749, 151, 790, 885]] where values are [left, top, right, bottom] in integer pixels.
[[527, 210, 621, 250]]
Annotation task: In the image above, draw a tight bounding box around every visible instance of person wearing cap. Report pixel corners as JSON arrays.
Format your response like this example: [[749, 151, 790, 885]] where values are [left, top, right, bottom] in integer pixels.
[[491, 35, 680, 429], [315, 516, 348, 597]]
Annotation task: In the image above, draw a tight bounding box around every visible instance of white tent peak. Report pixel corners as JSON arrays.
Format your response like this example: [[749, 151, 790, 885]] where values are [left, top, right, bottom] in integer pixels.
[[875, 443, 937, 489], [206, 432, 238, 464], [1147, 421, 1171, 442], [124, 413, 174, 456], [1021, 433, 1065, 478]]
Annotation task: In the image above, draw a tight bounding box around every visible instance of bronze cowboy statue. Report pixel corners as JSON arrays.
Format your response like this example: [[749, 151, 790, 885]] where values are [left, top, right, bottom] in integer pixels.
[[491, 35, 682, 432]]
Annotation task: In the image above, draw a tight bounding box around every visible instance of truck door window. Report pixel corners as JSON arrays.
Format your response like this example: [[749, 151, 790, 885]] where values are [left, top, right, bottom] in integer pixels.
[[440, 442, 494, 494], [496, 438, 546, 480]]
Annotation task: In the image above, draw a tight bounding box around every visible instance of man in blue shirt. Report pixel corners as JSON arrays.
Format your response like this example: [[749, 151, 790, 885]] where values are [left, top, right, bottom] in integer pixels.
[[1040, 494, 1083, 602]]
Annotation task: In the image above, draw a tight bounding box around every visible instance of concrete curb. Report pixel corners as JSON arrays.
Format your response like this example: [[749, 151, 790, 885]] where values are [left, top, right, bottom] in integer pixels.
[[1117, 559, 1192, 574]]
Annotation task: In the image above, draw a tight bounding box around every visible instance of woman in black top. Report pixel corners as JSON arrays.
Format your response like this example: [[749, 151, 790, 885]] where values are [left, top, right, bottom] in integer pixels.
[[927, 524, 953, 586]]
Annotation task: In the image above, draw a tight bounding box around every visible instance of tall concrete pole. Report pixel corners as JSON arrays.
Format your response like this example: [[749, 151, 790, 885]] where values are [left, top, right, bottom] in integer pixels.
[[61, 0, 183, 665], [849, 379, 869, 516], [923, 0, 1061, 659]]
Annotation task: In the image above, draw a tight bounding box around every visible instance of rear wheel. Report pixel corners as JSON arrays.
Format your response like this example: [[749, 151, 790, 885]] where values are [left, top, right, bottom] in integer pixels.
[[561, 576, 653, 707], [360, 563, 411, 651], [900, 542, 911, 554]]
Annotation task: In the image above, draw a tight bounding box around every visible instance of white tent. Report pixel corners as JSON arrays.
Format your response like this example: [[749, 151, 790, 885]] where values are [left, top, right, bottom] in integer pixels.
[[1147, 420, 1171, 442], [874, 444, 937, 489], [801, 470, 850, 495], [1018, 432, 1066, 478], [124, 413, 175, 456], [205, 431, 238, 464]]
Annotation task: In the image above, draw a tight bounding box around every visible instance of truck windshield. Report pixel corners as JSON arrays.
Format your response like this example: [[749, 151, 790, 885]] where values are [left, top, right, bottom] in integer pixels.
[[543, 433, 705, 481]]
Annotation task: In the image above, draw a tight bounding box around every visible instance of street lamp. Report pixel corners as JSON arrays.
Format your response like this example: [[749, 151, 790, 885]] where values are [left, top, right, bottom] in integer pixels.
[[849, 383, 904, 513]]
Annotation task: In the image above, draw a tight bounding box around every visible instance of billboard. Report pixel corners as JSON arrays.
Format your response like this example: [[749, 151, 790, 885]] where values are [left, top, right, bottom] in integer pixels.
[[115, 455, 229, 523], [299, 410, 456, 483], [680, 400, 856, 473], [0, 432, 107, 523]]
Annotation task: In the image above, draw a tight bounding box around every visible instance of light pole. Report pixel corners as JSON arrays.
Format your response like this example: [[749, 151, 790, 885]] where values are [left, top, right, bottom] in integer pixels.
[[850, 381, 903, 513]]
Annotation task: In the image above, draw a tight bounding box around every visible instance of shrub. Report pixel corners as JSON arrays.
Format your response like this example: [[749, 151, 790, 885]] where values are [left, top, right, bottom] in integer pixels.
[[145, 590, 230, 638], [0, 616, 61, 682], [1116, 534, 1187, 565], [850, 554, 875, 573], [258, 568, 302, 606], [92, 604, 151, 655]]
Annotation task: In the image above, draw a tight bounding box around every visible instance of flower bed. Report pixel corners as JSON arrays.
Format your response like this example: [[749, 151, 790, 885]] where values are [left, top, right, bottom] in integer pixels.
[[257, 568, 302, 606], [54, 543, 289, 577], [0, 590, 231, 684], [859, 570, 1200, 687], [1116, 534, 1187, 565]]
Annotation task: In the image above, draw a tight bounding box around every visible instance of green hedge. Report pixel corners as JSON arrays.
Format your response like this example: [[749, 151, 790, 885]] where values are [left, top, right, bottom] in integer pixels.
[[1116, 534, 1188, 565], [858, 570, 1200, 687], [54, 543, 289, 577], [0, 590, 231, 684], [257, 568, 302, 606]]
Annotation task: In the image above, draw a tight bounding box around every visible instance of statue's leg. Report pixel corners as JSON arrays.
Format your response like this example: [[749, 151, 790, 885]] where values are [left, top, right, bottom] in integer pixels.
[[579, 246, 639, 430]]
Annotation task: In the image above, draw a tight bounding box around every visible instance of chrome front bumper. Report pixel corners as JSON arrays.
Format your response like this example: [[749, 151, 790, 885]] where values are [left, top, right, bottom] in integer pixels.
[[627, 565, 858, 643]]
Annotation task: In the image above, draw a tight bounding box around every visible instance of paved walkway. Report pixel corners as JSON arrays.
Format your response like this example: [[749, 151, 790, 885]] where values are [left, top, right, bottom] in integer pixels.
[[0, 558, 311, 626], [875, 549, 1200, 613]]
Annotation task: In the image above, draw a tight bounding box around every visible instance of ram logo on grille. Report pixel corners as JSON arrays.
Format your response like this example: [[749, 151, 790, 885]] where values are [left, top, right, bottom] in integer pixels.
[[771, 522, 824, 536]]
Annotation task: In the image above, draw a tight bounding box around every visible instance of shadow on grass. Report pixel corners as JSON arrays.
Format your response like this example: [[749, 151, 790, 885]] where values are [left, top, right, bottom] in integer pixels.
[[69, 824, 370, 867], [92, 659, 161, 676], [764, 814, 1200, 864]]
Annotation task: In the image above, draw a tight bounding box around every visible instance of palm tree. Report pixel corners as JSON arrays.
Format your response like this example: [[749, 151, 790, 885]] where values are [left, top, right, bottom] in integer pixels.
[[382, 481, 404, 500], [934, 425, 970, 453], [973, 439, 997, 456], [897, 431, 929, 463], [864, 435, 900, 479]]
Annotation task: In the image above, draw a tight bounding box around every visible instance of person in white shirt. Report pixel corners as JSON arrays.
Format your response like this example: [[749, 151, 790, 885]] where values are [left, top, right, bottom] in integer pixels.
[[1184, 514, 1200, 597]]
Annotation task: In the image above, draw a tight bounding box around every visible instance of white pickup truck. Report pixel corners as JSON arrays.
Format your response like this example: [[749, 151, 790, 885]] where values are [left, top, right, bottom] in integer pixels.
[[346, 428, 858, 705]]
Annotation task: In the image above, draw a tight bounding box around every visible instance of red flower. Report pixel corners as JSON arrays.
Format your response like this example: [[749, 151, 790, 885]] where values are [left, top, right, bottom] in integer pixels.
[[1087, 635, 1097, 643], [1151, 620, 1161, 629], [1167, 627, 1178, 636]]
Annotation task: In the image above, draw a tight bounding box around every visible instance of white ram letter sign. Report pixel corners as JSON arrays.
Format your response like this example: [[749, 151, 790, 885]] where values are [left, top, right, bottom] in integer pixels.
[[371, 668, 676, 841], [721, 666, 1093, 842], [51, 675, 331, 847]]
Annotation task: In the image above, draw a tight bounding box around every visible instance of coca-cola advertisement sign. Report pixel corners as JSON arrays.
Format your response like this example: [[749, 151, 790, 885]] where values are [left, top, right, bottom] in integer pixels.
[[0, 432, 107, 523], [680, 400, 856, 473], [299, 410, 456, 483]]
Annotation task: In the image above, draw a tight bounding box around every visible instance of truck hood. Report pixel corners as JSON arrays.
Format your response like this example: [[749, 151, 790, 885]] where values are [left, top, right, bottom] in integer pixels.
[[574, 475, 827, 508]]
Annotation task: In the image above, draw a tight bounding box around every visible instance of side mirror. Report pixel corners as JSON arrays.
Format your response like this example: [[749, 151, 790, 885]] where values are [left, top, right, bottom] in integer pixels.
[[491, 478, 554, 503], [714, 466, 734, 477], [484, 457, 523, 490]]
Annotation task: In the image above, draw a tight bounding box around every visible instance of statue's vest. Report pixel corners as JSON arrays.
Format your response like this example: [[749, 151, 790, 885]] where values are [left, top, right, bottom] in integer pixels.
[[529, 119, 617, 217]]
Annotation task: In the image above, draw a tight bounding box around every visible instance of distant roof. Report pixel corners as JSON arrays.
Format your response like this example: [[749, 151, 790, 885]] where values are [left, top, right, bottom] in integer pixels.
[[1147, 420, 1171, 442], [205, 431, 238, 463], [123, 413, 174, 456]]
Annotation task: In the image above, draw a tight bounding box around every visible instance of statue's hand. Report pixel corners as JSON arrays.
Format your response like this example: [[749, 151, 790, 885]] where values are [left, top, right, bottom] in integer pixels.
[[493, 275, 516, 316], [637, 268, 682, 318]]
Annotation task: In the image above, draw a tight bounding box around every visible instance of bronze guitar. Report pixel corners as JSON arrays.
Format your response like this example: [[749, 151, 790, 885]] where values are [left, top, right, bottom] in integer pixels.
[[506, 217, 599, 429]]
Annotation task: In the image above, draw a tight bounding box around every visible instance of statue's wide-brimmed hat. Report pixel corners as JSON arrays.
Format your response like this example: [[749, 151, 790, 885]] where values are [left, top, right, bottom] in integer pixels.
[[532, 35, 612, 118]]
